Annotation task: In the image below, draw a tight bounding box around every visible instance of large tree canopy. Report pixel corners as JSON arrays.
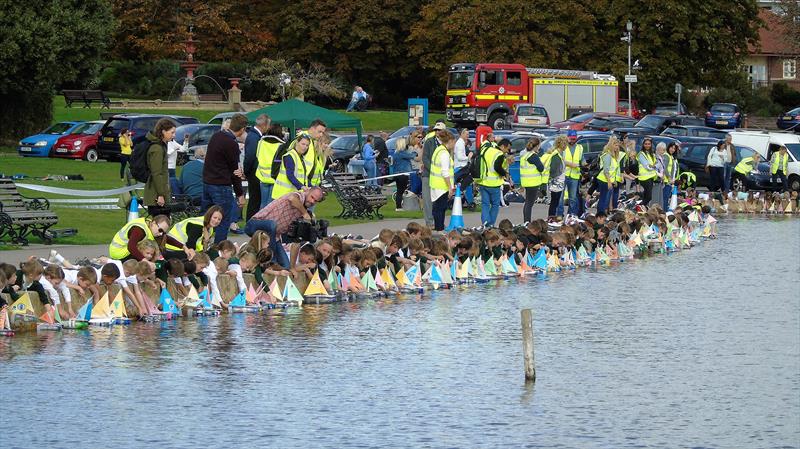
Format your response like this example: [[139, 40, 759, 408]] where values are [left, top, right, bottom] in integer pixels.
[[0, 0, 114, 141]]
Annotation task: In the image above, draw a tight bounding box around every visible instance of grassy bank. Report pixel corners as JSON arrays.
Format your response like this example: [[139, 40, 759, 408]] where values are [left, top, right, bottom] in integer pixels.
[[0, 155, 424, 247]]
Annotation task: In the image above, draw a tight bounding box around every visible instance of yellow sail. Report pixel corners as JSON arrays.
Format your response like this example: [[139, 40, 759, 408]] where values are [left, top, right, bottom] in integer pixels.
[[396, 268, 409, 287], [91, 292, 112, 319], [785, 201, 794, 213], [304, 270, 329, 296], [9, 292, 35, 317], [269, 278, 284, 301], [381, 269, 396, 288], [184, 285, 202, 307], [110, 290, 128, 318]]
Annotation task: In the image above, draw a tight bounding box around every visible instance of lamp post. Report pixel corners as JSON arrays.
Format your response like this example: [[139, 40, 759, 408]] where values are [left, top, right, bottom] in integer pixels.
[[623, 20, 633, 117], [279, 73, 291, 101]]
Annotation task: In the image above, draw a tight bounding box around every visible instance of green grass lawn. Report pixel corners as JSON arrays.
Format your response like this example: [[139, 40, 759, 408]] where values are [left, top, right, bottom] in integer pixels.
[[0, 155, 425, 248]]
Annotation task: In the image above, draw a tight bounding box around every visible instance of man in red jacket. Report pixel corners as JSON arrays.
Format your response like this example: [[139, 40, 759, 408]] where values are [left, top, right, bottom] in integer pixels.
[[202, 113, 247, 243]]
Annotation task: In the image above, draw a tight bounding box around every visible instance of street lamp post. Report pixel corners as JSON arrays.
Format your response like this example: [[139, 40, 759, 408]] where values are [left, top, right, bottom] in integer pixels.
[[625, 20, 633, 117]]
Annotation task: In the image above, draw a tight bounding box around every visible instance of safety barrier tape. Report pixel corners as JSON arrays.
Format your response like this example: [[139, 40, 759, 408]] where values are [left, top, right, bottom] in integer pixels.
[[14, 183, 144, 197]]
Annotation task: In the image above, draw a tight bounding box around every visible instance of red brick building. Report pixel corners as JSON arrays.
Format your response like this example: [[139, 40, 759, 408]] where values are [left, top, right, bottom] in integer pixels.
[[745, 9, 799, 89]]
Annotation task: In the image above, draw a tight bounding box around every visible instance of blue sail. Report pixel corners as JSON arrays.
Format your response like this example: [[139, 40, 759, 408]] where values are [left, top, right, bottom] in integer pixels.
[[532, 248, 548, 270], [430, 265, 443, 284], [508, 255, 519, 272], [198, 289, 213, 308], [526, 252, 536, 268], [159, 289, 179, 314], [229, 291, 246, 307], [76, 297, 93, 321]]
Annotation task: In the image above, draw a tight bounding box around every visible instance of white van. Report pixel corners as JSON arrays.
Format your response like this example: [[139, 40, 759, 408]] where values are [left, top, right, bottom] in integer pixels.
[[730, 131, 800, 191]]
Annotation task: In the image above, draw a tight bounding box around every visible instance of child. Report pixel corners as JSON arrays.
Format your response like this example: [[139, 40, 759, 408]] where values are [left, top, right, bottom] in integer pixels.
[[371, 229, 395, 254], [0, 263, 20, 303], [165, 259, 191, 300], [16, 259, 50, 309], [406, 222, 423, 239], [290, 244, 318, 280], [43, 265, 75, 319]]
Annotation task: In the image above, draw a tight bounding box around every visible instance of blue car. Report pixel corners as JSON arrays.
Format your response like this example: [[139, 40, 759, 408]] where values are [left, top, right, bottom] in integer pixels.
[[776, 106, 800, 131], [18, 121, 84, 157], [705, 103, 742, 129]]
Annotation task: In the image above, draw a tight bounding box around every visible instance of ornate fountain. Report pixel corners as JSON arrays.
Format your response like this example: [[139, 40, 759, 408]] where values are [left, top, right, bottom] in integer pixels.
[[180, 28, 201, 101]]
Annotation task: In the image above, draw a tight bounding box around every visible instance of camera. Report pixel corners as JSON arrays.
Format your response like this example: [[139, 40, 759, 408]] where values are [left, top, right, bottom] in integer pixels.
[[285, 219, 329, 243]]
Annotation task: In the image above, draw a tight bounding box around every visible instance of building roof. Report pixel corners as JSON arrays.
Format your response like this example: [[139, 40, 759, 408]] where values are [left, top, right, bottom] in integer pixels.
[[750, 9, 798, 56]]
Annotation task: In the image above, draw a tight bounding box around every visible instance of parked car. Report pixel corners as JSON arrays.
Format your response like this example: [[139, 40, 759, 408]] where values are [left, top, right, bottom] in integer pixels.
[[583, 116, 638, 132], [661, 125, 729, 141], [173, 124, 222, 165], [50, 120, 106, 162], [510, 103, 550, 130], [653, 102, 688, 115], [617, 99, 644, 119], [386, 125, 457, 152], [776, 106, 800, 131], [730, 130, 800, 191], [677, 138, 765, 190], [17, 121, 84, 157], [613, 114, 704, 138], [96, 114, 199, 160], [551, 112, 631, 130], [329, 135, 365, 170], [207, 112, 239, 125], [705, 103, 743, 129]]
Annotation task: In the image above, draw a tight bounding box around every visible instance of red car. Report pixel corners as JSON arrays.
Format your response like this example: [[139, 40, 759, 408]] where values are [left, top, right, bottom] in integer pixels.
[[50, 120, 106, 161], [617, 99, 644, 119], [551, 112, 631, 130]]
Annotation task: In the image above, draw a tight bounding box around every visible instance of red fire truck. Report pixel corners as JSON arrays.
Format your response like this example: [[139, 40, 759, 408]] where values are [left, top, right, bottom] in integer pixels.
[[445, 63, 619, 129]]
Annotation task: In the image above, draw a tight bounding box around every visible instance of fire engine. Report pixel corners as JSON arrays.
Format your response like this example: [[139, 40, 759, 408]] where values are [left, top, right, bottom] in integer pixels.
[[445, 63, 619, 129]]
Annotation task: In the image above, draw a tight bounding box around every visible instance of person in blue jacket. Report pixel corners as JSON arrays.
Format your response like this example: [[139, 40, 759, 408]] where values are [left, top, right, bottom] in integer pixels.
[[363, 135, 377, 186], [391, 137, 417, 210]]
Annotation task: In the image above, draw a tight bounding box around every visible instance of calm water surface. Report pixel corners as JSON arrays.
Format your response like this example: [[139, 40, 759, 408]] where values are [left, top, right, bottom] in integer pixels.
[[1, 217, 799, 448]]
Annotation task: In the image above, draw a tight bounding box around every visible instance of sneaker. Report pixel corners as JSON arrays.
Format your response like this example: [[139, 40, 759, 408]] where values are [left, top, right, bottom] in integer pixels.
[[230, 228, 245, 235], [49, 250, 58, 264], [395, 208, 405, 212]]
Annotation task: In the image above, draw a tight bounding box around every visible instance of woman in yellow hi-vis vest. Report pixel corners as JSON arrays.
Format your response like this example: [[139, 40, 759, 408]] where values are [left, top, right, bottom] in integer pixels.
[[596, 137, 620, 214], [637, 137, 658, 207], [272, 135, 311, 200], [770, 146, 790, 192], [429, 132, 456, 231], [519, 137, 545, 223], [255, 124, 286, 209], [164, 205, 223, 258], [109, 215, 194, 262]]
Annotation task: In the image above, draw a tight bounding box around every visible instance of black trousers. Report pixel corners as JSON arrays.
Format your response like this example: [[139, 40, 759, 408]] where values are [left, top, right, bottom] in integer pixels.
[[119, 156, 129, 179], [394, 175, 409, 209], [523, 187, 540, 223], [640, 179, 654, 206], [709, 166, 725, 192], [246, 174, 261, 221], [548, 191, 562, 217]]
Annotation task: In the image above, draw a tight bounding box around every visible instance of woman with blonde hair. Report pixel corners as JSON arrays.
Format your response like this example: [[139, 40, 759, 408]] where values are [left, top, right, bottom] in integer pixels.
[[547, 135, 568, 218], [596, 136, 620, 214]]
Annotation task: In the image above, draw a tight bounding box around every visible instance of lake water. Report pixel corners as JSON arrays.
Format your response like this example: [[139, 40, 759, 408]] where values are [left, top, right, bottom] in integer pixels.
[[1, 217, 799, 448]]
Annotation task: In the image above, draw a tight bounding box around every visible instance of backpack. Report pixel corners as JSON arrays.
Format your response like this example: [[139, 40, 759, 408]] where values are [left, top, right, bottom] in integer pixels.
[[469, 143, 489, 179], [270, 140, 292, 179], [129, 139, 152, 183]]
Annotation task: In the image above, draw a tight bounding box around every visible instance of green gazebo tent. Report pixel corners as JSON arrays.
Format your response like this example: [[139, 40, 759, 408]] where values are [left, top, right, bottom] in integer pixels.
[[245, 98, 363, 143]]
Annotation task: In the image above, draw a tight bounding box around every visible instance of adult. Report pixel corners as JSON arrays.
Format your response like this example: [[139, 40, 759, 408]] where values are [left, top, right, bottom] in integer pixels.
[[346, 86, 369, 112], [453, 128, 475, 208], [109, 215, 193, 262], [734, 152, 761, 186], [421, 121, 447, 227], [770, 145, 790, 192], [255, 123, 285, 209], [596, 137, 620, 215], [520, 137, 545, 223], [563, 130, 586, 216], [144, 118, 176, 217], [430, 132, 456, 231], [705, 140, 729, 193], [408, 130, 424, 196], [243, 113, 271, 221], [721, 134, 736, 192], [180, 147, 206, 205], [652, 142, 667, 209], [301, 119, 328, 188], [547, 136, 567, 218], [663, 142, 680, 210], [246, 186, 325, 269], [165, 205, 224, 258], [637, 137, 658, 205], [391, 137, 415, 211], [477, 136, 508, 227], [362, 135, 378, 186], [203, 113, 247, 243], [167, 132, 188, 195], [374, 131, 389, 163], [118, 128, 133, 180], [272, 135, 312, 200]]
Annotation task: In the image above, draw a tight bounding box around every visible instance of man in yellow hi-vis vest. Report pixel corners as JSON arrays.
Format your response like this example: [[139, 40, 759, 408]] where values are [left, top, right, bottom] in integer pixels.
[[254, 125, 285, 209], [477, 137, 510, 226], [560, 129, 585, 217], [770, 145, 790, 192]]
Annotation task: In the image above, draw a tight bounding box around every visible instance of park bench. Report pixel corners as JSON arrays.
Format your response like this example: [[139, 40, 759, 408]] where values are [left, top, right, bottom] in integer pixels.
[[198, 94, 226, 102], [0, 179, 59, 245], [326, 172, 387, 220], [62, 89, 112, 109]]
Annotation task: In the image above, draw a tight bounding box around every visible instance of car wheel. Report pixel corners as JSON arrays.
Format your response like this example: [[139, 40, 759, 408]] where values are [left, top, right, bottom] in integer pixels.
[[84, 148, 99, 162], [789, 175, 800, 192], [488, 112, 507, 130], [731, 174, 746, 192]]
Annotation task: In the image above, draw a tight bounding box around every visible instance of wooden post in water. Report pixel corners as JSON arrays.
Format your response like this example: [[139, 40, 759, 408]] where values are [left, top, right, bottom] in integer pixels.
[[521, 309, 536, 382]]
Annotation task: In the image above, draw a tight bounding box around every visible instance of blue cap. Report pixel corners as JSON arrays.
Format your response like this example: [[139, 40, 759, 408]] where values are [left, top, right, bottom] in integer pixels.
[[567, 129, 577, 137]]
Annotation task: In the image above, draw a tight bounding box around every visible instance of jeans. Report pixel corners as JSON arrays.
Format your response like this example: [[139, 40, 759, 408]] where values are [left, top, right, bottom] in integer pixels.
[[479, 185, 501, 226], [724, 163, 734, 191], [597, 182, 611, 214], [432, 193, 449, 231], [611, 184, 620, 209], [421, 176, 434, 227], [410, 172, 422, 195], [564, 177, 580, 215], [363, 160, 377, 186], [346, 99, 358, 112], [245, 219, 290, 269], [169, 168, 181, 196], [119, 155, 129, 179], [202, 184, 235, 243], [259, 183, 274, 209], [663, 184, 673, 211]]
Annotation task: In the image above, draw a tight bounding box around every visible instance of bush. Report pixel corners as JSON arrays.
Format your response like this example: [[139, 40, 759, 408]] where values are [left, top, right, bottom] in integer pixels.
[[771, 83, 800, 110]]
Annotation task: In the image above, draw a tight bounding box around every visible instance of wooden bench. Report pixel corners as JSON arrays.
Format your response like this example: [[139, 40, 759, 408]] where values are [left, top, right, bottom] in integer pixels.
[[0, 179, 59, 245], [326, 173, 387, 219], [198, 94, 226, 102], [61, 89, 111, 109]]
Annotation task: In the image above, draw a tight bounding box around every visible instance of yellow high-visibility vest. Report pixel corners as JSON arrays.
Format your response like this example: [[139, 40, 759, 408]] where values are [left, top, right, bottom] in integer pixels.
[[255, 137, 284, 184], [564, 144, 584, 179], [166, 216, 212, 251], [109, 217, 153, 260], [478, 146, 504, 187], [638, 152, 657, 181], [272, 149, 307, 199], [771, 153, 788, 174], [519, 150, 544, 187], [597, 152, 619, 183], [429, 145, 454, 190], [735, 156, 756, 175]]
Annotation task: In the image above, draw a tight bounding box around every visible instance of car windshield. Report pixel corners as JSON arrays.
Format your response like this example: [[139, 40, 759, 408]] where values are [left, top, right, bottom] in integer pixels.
[[104, 119, 130, 132], [80, 123, 104, 134], [788, 107, 800, 115], [785, 143, 800, 161], [389, 126, 416, 139], [567, 113, 594, 123], [636, 115, 663, 128], [517, 106, 546, 116], [710, 104, 737, 113], [43, 123, 74, 134], [618, 100, 629, 108], [331, 136, 359, 150], [448, 71, 474, 90], [662, 127, 685, 136], [695, 129, 728, 139]]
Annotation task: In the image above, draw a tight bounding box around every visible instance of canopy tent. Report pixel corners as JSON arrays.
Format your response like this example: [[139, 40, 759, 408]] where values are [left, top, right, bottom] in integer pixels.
[[245, 99, 363, 143]]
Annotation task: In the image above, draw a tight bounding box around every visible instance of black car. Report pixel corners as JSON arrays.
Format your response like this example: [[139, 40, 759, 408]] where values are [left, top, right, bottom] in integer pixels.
[[329, 135, 365, 170], [97, 114, 200, 160], [661, 125, 729, 141], [677, 139, 764, 190], [613, 114, 705, 138], [776, 106, 800, 131], [653, 101, 688, 115], [583, 116, 638, 132]]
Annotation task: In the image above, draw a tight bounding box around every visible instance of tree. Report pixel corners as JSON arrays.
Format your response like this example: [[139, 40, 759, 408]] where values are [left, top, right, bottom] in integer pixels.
[[776, 0, 800, 53], [0, 0, 114, 143], [110, 0, 274, 62], [249, 58, 348, 101]]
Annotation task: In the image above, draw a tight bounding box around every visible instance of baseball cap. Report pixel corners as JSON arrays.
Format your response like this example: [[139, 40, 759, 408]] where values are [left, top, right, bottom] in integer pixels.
[[566, 129, 577, 137], [433, 122, 447, 131]]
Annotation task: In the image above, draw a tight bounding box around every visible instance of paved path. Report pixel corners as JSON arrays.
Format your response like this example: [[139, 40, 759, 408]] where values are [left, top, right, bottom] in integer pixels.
[[0, 202, 549, 265]]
